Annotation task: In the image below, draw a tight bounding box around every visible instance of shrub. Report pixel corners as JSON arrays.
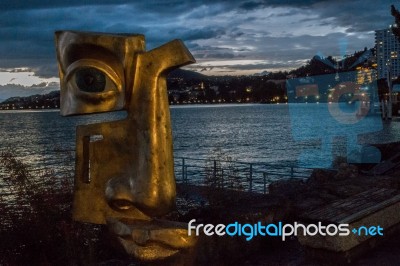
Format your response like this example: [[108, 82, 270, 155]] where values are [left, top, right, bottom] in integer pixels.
[[0, 150, 119, 265]]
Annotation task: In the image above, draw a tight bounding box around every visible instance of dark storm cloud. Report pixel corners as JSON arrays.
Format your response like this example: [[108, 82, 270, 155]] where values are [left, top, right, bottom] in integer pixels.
[[312, 0, 394, 32], [30, 82, 47, 88], [170, 27, 226, 41], [189, 45, 239, 59], [0, 0, 331, 11], [236, 0, 395, 33], [238, 0, 328, 10], [0, 0, 129, 10], [223, 63, 284, 70], [33, 64, 60, 79], [196, 52, 236, 59], [0, 2, 232, 78], [0, 0, 396, 82], [0, 6, 144, 77], [0, 0, 227, 16], [0, 83, 59, 100], [188, 30, 372, 74], [255, 32, 360, 61], [239, 1, 265, 10]]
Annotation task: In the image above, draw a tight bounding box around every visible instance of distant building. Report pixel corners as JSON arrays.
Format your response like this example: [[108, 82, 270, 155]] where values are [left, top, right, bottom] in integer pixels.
[[375, 26, 400, 80], [356, 66, 377, 85]]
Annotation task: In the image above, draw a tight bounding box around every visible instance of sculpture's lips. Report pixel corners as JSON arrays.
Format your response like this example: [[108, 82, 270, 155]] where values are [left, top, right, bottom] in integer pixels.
[[106, 218, 197, 261]]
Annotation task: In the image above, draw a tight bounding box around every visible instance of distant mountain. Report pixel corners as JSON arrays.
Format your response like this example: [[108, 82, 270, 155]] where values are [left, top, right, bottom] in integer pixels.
[[167, 69, 207, 79], [253, 71, 269, 76]]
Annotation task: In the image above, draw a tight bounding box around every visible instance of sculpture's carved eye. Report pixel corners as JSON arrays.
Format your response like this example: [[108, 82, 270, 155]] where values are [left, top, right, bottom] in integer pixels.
[[64, 59, 122, 97], [75, 67, 106, 93]]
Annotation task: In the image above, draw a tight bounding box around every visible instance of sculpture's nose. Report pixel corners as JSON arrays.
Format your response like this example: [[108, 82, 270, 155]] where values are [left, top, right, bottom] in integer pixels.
[[105, 175, 176, 217], [105, 177, 134, 211]]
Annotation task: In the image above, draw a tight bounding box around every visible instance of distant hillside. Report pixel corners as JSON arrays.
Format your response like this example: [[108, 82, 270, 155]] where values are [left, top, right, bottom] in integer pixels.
[[0, 91, 60, 110]]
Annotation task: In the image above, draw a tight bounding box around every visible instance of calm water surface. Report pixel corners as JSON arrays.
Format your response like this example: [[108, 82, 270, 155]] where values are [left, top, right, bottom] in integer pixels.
[[1, 104, 400, 169]]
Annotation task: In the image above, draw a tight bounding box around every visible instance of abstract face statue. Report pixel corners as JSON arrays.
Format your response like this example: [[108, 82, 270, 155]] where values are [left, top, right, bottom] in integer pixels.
[[55, 31, 197, 261]]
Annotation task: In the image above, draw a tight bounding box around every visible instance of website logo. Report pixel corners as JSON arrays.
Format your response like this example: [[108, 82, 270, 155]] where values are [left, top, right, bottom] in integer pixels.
[[188, 219, 384, 241]]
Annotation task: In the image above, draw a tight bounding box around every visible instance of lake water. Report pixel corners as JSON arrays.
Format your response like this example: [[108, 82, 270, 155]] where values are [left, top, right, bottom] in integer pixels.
[[1, 103, 400, 171]]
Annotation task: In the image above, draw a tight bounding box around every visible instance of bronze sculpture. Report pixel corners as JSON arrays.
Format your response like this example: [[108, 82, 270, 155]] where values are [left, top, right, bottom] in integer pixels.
[[55, 31, 198, 261]]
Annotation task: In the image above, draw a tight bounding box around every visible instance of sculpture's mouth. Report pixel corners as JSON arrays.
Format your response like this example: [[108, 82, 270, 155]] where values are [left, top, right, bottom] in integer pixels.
[[106, 218, 197, 261]]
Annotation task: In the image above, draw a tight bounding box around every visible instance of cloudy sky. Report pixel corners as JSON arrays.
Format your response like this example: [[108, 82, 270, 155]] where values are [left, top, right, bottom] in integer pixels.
[[0, 0, 397, 99]]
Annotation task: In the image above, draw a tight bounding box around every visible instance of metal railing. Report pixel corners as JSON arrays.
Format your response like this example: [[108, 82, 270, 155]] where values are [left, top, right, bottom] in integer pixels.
[[1, 150, 315, 196], [174, 157, 314, 194]]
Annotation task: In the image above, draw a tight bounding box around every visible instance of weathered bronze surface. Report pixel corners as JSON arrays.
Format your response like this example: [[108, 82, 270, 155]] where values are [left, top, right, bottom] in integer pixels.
[[55, 30, 197, 261]]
